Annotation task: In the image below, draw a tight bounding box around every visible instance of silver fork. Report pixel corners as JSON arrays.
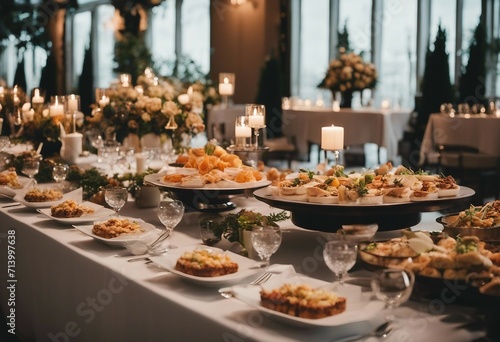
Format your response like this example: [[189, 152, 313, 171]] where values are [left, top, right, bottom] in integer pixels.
[[219, 271, 273, 299]]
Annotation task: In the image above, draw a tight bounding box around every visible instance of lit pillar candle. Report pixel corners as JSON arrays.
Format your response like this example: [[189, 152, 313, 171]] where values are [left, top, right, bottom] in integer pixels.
[[67, 94, 79, 112], [218, 77, 234, 96], [321, 125, 344, 150], [50, 103, 64, 117], [32, 88, 44, 104]]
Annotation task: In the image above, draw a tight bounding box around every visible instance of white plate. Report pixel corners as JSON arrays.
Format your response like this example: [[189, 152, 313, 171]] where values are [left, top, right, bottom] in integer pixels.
[[13, 187, 83, 209], [230, 273, 385, 328], [148, 245, 261, 287], [73, 217, 156, 247], [37, 201, 115, 224], [145, 172, 271, 191]]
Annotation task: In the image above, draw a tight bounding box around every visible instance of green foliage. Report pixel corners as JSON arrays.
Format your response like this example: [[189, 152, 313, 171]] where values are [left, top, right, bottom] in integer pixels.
[[255, 53, 284, 138], [419, 24, 454, 131], [67, 168, 111, 201], [113, 32, 153, 86], [458, 20, 487, 106], [207, 209, 289, 244]]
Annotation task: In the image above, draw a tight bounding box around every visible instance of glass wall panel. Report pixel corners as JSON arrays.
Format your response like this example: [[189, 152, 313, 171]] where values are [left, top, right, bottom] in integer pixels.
[[430, 0, 456, 82], [150, 1, 176, 75], [72, 11, 91, 89], [339, 0, 372, 58], [181, 0, 210, 74], [379, 0, 418, 109], [94, 5, 115, 87], [297, 0, 329, 101]]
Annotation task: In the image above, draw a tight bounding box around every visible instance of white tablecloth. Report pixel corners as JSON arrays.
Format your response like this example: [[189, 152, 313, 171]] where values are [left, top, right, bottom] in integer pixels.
[[207, 106, 411, 165], [420, 113, 500, 164], [282, 108, 411, 164], [0, 196, 487, 342]]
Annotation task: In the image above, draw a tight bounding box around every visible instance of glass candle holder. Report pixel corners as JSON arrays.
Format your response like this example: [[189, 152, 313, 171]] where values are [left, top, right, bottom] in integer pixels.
[[95, 88, 109, 108], [219, 73, 235, 108], [234, 116, 251, 148], [245, 104, 266, 149], [49, 95, 66, 122], [120, 73, 132, 88]]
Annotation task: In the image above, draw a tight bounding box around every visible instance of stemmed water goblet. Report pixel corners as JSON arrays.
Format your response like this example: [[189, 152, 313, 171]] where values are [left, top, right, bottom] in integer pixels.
[[104, 187, 128, 216], [370, 268, 415, 323], [157, 199, 185, 251], [52, 163, 69, 190], [323, 240, 358, 287], [22, 157, 40, 186], [251, 225, 282, 267]]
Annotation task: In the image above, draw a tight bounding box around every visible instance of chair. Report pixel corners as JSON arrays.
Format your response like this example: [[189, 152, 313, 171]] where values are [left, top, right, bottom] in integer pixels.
[[263, 136, 297, 169], [437, 144, 500, 204]]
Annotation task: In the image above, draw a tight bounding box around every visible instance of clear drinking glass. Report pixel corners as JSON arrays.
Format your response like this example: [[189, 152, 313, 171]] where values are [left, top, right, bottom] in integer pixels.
[[251, 226, 282, 267], [104, 187, 128, 216], [323, 240, 358, 286], [22, 158, 40, 185], [157, 199, 185, 250], [371, 268, 415, 322], [52, 163, 69, 190]]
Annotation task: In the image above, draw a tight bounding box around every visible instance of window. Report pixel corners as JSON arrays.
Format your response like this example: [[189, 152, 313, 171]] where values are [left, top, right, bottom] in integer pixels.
[[181, 0, 210, 74], [296, 0, 329, 101], [290, 1, 499, 108], [150, 1, 176, 75], [378, 0, 418, 109]]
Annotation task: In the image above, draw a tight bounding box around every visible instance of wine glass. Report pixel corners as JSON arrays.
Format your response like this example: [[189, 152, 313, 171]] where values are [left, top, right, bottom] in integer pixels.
[[22, 158, 40, 186], [251, 226, 282, 267], [371, 268, 415, 322], [104, 187, 128, 216], [323, 240, 358, 287], [157, 199, 185, 251], [52, 163, 69, 190]]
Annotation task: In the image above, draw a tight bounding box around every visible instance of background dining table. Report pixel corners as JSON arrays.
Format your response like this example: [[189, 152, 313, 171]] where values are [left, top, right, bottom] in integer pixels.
[[207, 105, 411, 166], [419, 113, 500, 164], [0, 192, 489, 342]]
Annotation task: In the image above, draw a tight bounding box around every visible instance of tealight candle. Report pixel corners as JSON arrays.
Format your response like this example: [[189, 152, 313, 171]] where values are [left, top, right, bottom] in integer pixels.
[[321, 125, 344, 151], [248, 115, 264, 127]]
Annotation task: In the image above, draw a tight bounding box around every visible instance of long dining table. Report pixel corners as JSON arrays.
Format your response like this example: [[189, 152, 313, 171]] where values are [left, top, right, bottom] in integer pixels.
[[0, 192, 489, 341]]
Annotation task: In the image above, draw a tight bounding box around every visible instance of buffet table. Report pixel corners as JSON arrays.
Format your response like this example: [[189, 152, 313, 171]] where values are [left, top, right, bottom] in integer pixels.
[[0, 195, 488, 341]]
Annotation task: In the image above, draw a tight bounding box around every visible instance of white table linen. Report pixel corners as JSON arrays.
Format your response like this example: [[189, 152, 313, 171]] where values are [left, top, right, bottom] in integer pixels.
[[420, 113, 500, 165], [0, 195, 486, 342]]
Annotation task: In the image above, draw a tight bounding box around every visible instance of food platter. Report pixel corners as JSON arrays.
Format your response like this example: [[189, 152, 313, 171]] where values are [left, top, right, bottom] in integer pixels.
[[144, 172, 271, 212], [228, 272, 385, 328], [357, 240, 500, 307], [253, 186, 475, 231], [148, 245, 262, 287], [73, 217, 156, 247]]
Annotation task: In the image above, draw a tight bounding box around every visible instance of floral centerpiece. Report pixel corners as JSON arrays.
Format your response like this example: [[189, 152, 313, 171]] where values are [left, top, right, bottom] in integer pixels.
[[318, 48, 377, 108], [87, 73, 206, 154]]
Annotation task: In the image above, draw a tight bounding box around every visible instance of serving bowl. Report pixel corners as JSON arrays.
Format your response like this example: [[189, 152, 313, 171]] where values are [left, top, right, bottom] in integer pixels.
[[436, 213, 500, 242], [335, 224, 378, 242]]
